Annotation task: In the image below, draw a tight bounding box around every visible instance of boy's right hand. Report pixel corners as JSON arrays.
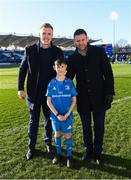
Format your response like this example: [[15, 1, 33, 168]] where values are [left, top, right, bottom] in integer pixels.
[[57, 115, 67, 121]]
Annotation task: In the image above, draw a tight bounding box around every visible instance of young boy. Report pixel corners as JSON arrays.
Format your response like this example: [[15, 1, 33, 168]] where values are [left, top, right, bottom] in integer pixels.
[[46, 57, 77, 168]]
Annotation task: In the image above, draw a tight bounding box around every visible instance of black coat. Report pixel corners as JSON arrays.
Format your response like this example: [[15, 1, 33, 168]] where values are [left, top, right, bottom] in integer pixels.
[[18, 42, 63, 106], [67, 44, 115, 113]]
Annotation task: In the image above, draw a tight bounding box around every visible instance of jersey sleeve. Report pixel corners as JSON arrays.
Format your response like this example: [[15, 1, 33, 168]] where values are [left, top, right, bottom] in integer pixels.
[[70, 80, 77, 97], [45, 82, 52, 97]]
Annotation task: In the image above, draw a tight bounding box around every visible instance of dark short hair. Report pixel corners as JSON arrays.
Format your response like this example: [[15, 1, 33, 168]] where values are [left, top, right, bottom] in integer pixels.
[[74, 29, 87, 38], [40, 23, 53, 30], [54, 57, 67, 66]]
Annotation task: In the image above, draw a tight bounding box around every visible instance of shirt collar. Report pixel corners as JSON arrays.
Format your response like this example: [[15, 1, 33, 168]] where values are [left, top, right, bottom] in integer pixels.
[[39, 41, 51, 49], [78, 49, 87, 56]]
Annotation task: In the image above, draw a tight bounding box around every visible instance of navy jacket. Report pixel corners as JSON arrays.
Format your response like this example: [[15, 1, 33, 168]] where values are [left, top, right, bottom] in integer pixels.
[[67, 44, 115, 113], [18, 42, 63, 107]]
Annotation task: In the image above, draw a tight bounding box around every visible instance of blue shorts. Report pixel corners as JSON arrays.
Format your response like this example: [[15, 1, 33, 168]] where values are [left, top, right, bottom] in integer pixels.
[[51, 119, 72, 133]]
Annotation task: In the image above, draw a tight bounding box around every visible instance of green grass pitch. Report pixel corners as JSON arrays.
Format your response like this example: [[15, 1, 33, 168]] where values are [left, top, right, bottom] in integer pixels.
[[0, 64, 131, 179]]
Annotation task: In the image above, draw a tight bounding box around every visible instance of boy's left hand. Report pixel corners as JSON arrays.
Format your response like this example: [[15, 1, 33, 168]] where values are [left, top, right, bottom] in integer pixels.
[[57, 115, 67, 121]]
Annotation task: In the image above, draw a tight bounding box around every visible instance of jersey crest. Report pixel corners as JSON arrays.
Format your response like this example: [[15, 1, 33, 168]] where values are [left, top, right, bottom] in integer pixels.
[[65, 85, 70, 90]]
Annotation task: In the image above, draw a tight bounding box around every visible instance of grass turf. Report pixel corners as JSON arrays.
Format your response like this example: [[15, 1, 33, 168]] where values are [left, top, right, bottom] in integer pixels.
[[0, 64, 131, 179]]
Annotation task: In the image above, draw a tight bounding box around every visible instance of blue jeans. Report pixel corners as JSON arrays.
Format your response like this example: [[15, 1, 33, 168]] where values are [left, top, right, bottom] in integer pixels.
[[80, 111, 105, 155]]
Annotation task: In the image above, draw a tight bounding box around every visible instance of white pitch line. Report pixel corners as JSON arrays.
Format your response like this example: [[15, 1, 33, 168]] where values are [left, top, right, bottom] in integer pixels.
[[112, 96, 131, 104]]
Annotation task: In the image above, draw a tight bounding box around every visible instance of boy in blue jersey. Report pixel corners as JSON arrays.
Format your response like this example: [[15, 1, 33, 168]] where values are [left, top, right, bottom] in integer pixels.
[[46, 57, 77, 168]]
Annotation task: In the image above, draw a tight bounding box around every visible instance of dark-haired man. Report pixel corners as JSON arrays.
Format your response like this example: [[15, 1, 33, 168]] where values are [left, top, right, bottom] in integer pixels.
[[67, 28, 115, 164]]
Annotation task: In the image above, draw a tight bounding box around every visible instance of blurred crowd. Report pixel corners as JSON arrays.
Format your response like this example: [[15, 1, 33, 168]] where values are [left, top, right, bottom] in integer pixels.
[[110, 54, 131, 64]]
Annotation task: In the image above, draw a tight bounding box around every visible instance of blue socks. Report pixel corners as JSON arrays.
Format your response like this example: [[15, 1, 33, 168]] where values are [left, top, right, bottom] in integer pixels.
[[65, 137, 72, 157], [54, 136, 61, 154], [54, 136, 73, 157]]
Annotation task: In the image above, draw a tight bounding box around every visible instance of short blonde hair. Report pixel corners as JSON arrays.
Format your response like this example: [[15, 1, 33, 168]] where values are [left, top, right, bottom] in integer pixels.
[[40, 23, 53, 31]]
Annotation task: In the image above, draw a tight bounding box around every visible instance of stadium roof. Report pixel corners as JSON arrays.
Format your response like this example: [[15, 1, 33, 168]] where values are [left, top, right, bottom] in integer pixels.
[[0, 34, 100, 48]]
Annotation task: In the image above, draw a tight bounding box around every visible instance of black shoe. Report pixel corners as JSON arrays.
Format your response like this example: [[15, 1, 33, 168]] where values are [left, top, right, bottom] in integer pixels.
[[95, 154, 103, 165], [67, 156, 72, 168], [46, 145, 54, 154], [82, 150, 93, 161], [25, 149, 34, 160], [52, 154, 61, 164]]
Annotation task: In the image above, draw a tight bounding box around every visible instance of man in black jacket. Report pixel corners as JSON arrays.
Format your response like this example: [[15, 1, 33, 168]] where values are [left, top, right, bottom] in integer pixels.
[[67, 29, 115, 164], [18, 23, 63, 160]]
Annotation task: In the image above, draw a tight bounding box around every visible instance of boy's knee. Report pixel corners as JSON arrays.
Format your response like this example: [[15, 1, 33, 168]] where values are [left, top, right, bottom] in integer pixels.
[[55, 131, 61, 137], [64, 133, 72, 139]]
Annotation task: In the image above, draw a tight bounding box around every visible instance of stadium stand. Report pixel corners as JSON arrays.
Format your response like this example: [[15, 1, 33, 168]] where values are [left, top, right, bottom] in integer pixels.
[[1, 34, 131, 65], [0, 34, 99, 48], [0, 49, 23, 64], [0, 34, 100, 64]]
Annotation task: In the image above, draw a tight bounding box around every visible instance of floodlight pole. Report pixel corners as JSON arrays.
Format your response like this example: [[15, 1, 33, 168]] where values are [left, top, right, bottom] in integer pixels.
[[110, 11, 118, 54], [113, 20, 115, 50]]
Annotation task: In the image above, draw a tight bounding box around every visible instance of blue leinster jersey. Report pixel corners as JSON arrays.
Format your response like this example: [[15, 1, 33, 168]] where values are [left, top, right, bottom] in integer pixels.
[[46, 77, 77, 122]]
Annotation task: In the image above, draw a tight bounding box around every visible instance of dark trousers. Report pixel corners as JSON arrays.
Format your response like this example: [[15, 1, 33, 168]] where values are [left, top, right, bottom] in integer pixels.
[[28, 96, 52, 150], [80, 111, 105, 155]]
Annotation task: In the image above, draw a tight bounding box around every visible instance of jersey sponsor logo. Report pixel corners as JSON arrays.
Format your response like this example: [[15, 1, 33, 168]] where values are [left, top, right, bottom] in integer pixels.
[[52, 94, 71, 98]]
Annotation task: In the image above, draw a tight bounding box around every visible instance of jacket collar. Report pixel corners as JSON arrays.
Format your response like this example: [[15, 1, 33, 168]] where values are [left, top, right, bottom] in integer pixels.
[[76, 43, 91, 56]]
